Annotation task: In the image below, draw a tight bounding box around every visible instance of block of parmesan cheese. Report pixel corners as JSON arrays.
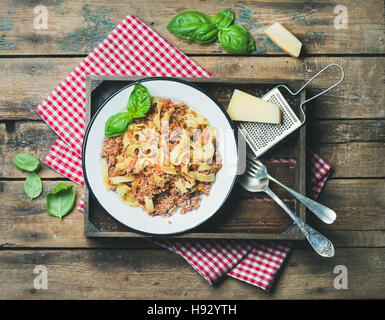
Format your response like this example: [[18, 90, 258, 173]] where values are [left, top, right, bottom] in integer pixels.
[[226, 89, 282, 124], [264, 23, 302, 58]]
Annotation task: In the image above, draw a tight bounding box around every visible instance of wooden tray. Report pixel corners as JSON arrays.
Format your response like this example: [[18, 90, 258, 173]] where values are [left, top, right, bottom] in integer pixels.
[[84, 76, 306, 240]]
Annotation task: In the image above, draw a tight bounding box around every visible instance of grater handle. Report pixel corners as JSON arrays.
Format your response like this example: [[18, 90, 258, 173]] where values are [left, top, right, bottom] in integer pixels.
[[275, 63, 344, 124]]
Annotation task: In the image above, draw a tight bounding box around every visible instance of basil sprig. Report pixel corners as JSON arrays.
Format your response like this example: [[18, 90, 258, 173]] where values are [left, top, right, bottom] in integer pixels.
[[13, 153, 44, 200], [104, 83, 151, 138], [46, 183, 76, 220], [167, 11, 218, 43], [126, 83, 151, 118], [167, 9, 255, 54], [12, 153, 78, 220]]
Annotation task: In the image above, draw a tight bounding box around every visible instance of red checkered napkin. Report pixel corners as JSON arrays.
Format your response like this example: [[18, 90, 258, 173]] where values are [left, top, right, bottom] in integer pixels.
[[36, 15, 331, 291], [153, 239, 291, 290], [308, 152, 331, 199]]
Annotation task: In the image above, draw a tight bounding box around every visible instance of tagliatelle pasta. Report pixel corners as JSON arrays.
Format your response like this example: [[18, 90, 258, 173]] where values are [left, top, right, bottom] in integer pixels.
[[101, 97, 222, 217]]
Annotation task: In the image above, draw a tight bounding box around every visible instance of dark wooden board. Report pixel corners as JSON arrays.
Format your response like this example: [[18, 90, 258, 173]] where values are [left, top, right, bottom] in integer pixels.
[[83, 76, 306, 239]]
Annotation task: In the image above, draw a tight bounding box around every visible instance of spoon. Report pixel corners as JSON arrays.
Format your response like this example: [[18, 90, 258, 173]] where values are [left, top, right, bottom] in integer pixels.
[[246, 153, 336, 224], [238, 170, 335, 258]]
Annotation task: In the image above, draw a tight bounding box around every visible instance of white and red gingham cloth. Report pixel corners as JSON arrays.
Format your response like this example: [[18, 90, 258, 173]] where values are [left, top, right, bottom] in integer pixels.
[[35, 15, 331, 291]]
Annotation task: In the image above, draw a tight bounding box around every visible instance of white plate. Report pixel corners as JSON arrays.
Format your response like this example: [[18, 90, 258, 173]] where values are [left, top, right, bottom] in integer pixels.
[[82, 78, 238, 235]]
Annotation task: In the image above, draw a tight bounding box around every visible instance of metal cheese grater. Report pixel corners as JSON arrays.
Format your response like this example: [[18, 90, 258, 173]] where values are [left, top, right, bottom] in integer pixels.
[[238, 64, 345, 158]]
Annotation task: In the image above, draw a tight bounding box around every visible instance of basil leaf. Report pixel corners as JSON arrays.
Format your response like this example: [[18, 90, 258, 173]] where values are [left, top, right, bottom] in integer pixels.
[[167, 11, 218, 43], [126, 83, 151, 118], [218, 25, 256, 54], [24, 172, 43, 200], [105, 112, 132, 138], [213, 10, 234, 29], [46, 183, 76, 220], [13, 153, 40, 172]]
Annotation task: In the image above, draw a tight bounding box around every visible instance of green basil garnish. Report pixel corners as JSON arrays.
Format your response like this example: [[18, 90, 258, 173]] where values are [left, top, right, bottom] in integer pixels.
[[167, 11, 218, 43], [14, 153, 43, 201], [218, 24, 255, 54], [213, 9, 234, 29], [126, 83, 151, 118], [13, 153, 40, 172], [46, 183, 75, 220], [105, 112, 133, 138], [24, 172, 43, 200], [167, 10, 255, 54], [104, 83, 153, 138]]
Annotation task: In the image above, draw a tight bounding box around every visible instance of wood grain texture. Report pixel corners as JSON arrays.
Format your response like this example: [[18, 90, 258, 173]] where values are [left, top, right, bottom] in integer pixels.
[[0, 56, 383, 120], [311, 179, 385, 231], [0, 179, 383, 248], [310, 120, 385, 143], [0, 0, 383, 55], [0, 248, 383, 299], [314, 142, 384, 178]]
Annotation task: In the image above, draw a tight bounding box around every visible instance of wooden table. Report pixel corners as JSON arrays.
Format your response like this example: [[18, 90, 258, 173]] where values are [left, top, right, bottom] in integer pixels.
[[0, 1, 384, 299]]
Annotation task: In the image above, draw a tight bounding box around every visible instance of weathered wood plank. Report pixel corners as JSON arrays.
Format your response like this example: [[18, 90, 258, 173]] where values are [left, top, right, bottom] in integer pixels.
[[0, 57, 78, 120], [320, 231, 385, 248], [314, 142, 384, 178], [0, 180, 383, 248], [310, 119, 385, 144], [0, 122, 58, 178], [312, 179, 385, 231], [0, 1, 383, 55], [1, 121, 383, 179], [0, 56, 383, 120], [0, 248, 383, 299]]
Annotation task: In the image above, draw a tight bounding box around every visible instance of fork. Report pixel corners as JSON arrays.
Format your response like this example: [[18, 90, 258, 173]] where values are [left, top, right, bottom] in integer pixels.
[[238, 154, 335, 257], [246, 153, 336, 224]]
